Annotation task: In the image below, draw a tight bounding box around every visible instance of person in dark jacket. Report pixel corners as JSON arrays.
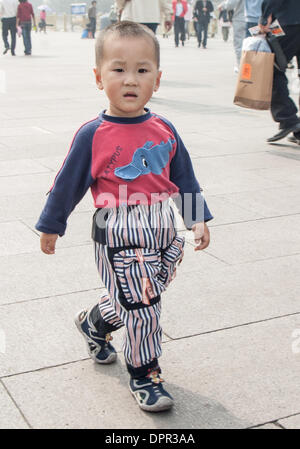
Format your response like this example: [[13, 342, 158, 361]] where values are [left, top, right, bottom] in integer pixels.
[[193, 0, 214, 48], [259, 0, 300, 143]]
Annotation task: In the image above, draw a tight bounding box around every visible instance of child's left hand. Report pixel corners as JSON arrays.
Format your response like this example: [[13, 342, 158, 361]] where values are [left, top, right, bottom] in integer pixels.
[[192, 222, 210, 251]]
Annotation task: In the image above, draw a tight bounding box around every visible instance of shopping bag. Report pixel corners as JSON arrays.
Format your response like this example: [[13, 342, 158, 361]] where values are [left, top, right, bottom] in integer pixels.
[[234, 50, 275, 110]]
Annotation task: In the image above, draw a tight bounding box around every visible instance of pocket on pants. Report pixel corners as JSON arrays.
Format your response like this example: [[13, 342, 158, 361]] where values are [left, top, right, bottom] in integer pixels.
[[157, 236, 185, 288], [113, 248, 164, 307]]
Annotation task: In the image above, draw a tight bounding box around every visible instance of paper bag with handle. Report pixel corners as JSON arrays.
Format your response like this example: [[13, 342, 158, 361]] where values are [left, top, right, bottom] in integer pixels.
[[234, 49, 275, 110]]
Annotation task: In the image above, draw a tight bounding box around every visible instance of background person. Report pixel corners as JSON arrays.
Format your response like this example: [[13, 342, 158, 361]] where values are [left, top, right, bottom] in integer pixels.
[[224, 0, 245, 72], [16, 0, 36, 56], [88, 1, 97, 38], [193, 0, 214, 48], [244, 0, 263, 37], [172, 0, 188, 47], [259, 0, 300, 143], [116, 0, 172, 34], [0, 0, 18, 56]]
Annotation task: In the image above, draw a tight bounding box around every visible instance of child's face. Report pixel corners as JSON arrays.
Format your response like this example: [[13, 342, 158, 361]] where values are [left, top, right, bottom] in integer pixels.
[[94, 34, 162, 117]]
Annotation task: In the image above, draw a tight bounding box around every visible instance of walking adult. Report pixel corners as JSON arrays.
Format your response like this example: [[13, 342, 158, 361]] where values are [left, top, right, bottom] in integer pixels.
[[88, 1, 97, 38], [116, 0, 172, 34], [224, 0, 245, 72], [184, 0, 194, 40], [193, 0, 214, 48], [16, 0, 36, 56], [244, 0, 263, 37], [0, 0, 18, 56], [172, 0, 187, 47], [259, 0, 300, 143], [218, 2, 230, 42]]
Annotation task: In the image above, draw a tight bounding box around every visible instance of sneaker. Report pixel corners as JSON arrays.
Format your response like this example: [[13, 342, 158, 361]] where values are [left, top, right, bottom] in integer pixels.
[[129, 370, 174, 412], [74, 308, 117, 364]]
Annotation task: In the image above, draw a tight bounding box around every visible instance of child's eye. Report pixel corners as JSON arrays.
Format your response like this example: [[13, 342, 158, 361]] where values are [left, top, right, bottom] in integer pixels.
[[138, 68, 148, 73], [113, 68, 124, 72]]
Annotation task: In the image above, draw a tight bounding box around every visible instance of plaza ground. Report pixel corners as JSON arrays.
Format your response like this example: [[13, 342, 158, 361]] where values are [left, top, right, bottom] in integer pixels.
[[0, 30, 300, 429]]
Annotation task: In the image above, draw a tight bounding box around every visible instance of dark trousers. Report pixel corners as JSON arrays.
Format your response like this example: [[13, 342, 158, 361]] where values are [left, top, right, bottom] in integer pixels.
[[141, 23, 158, 33], [1, 17, 17, 53], [196, 19, 209, 47], [271, 25, 300, 128], [245, 21, 258, 38], [174, 16, 185, 46], [21, 21, 32, 55], [90, 17, 96, 37]]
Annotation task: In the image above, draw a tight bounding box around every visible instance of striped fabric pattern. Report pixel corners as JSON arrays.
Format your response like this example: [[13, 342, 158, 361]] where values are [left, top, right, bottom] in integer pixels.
[[93, 201, 184, 371]]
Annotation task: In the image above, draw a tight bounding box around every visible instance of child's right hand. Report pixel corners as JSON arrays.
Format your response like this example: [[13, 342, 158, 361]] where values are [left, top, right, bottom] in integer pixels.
[[40, 232, 58, 255]]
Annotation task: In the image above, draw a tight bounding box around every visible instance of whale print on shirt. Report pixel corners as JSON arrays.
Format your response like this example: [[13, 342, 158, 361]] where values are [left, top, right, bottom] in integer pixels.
[[114, 138, 176, 182]]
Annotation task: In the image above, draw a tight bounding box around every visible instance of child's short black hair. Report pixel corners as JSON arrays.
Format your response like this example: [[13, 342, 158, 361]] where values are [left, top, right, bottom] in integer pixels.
[[95, 21, 160, 68]]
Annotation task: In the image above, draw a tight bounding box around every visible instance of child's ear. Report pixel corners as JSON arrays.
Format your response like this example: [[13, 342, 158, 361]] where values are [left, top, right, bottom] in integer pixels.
[[94, 67, 103, 90], [153, 70, 162, 92]]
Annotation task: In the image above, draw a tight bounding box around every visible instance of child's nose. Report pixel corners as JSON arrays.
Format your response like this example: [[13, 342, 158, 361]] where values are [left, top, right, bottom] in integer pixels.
[[124, 73, 138, 86]]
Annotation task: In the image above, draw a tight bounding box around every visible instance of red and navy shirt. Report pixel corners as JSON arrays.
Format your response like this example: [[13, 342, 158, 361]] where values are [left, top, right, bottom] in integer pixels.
[[36, 109, 213, 236]]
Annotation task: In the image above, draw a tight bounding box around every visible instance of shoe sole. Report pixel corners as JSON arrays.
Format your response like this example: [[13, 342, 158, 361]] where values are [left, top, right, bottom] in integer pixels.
[[287, 136, 300, 145], [74, 310, 117, 364], [267, 125, 300, 142], [129, 384, 174, 412]]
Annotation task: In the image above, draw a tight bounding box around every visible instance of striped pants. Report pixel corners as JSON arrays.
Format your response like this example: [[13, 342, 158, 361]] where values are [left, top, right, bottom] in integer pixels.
[[92, 201, 185, 378]]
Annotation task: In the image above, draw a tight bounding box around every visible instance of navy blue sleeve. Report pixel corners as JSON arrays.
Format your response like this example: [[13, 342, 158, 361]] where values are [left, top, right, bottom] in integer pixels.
[[158, 116, 213, 229], [35, 119, 100, 236]]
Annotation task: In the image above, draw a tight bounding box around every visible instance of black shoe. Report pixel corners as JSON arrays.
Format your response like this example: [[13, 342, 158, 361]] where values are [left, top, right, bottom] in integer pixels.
[[182, 41, 184, 46], [3, 47, 9, 55], [11, 51, 15, 56], [267, 123, 300, 143], [198, 42, 201, 47]]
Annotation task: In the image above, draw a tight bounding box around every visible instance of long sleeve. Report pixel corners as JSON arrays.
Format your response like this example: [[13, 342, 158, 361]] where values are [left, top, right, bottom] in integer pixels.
[[169, 129, 213, 229], [35, 122, 98, 236]]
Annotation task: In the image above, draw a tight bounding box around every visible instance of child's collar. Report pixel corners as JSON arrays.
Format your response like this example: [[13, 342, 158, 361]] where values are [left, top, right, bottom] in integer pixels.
[[100, 109, 152, 124]]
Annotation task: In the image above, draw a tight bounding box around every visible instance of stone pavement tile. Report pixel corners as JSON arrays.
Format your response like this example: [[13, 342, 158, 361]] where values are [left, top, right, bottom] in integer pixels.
[[0, 139, 69, 161], [161, 254, 300, 338], [192, 160, 289, 196], [0, 245, 100, 306], [0, 192, 53, 222], [0, 159, 51, 177], [161, 315, 300, 425], [213, 186, 300, 219], [0, 382, 29, 429], [0, 221, 39, 256], [278, 414, 300, 429], [2, 358, 248, 429], [253, 166, 300, 187], [206, 215, 300, 264], [200, 194, 260, 225], [0, 291, 170, 378], [0, 126, 53, 138], [0, 172, 54, 197]]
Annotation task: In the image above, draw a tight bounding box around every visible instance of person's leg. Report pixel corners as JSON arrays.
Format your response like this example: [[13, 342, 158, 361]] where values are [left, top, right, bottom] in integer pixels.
[[268, 25, 300, 140], [233, 20, 246, 66], [202, 20, 209, 47], [9, 17, 17, 55], [180, 17, 185, 45], [174, 17, 180, 47], [2, 18, 10, 52]]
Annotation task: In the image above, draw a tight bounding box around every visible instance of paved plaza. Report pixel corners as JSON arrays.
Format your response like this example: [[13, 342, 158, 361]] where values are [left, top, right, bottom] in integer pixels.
[[0, 29, 300, 429]]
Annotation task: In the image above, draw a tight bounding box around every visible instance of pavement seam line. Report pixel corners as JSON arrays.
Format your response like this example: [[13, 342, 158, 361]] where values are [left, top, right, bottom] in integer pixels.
[[0, 379, 33, 429], [162, 310, 300, 341], [0, 287, 105, 307]]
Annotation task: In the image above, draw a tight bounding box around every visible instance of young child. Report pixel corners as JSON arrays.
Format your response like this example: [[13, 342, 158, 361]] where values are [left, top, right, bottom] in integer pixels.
[[36, 21, 213, 413]]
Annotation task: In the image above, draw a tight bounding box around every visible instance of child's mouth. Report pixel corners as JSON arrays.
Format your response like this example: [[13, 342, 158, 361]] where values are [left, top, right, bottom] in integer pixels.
[[124, 93, 137, 98]]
